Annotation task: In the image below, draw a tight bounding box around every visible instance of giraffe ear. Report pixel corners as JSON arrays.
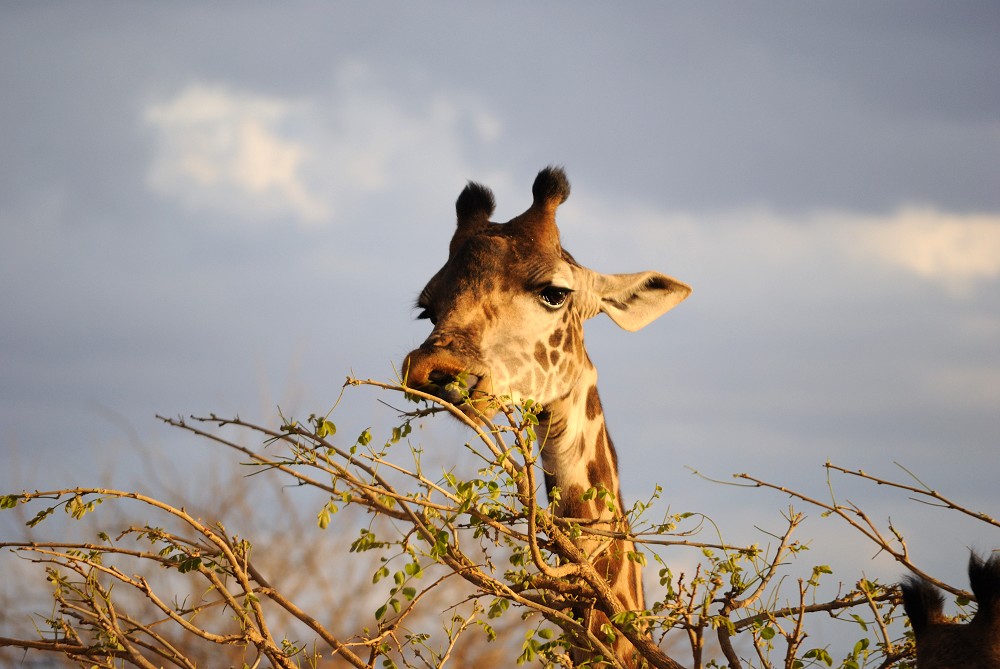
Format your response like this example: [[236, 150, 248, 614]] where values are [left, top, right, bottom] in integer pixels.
[[594, 271, 692, 332]]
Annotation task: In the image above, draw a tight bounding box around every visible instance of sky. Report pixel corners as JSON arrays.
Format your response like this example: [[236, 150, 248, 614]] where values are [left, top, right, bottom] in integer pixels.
[[2, 0, 999, 647]]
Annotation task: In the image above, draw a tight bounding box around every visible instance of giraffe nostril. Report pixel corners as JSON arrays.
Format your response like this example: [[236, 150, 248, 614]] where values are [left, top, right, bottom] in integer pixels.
[[430, 334, 454, 348]]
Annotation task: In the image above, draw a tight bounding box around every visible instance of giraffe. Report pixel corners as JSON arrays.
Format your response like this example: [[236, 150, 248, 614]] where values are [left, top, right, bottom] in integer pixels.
[[900, 552, 1000, 668], [402, 166, 691, 667]]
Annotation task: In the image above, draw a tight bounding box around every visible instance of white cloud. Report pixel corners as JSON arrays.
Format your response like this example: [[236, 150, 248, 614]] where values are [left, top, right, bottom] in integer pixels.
[[143, 67, 505, 229], [847, 208, 1000, 288], [561, 195, 1000, 296], [145, 84, 329, 224]]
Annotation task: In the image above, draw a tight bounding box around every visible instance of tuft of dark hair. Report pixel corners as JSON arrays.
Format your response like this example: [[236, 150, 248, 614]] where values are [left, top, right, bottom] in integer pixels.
[[901, 576, 946, 634], [969, 552, 1000, 622], [456, 182, 496, 221], [532, 165, 571, 206]]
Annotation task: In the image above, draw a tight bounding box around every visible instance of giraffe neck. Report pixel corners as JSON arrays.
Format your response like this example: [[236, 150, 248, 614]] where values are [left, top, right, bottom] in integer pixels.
[[538, 362, 623, 525], [536, 360, 646, 666]]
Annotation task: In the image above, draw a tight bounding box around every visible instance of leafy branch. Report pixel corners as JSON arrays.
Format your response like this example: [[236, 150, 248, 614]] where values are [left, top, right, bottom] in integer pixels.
[[2, 378, 994, 668]]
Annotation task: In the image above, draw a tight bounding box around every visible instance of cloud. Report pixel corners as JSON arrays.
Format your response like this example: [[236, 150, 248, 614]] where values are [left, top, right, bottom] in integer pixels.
[[307, 62, 507, 216], [145, 84, 329, 224], [143, 65, 505, 230], [561, 195, 1000, 296], [847, 208, 1000, 288]]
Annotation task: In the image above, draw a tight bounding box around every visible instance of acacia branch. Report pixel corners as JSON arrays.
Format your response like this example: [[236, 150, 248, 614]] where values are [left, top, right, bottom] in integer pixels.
[[736, 471, 978, 600], [827, 462, 1000, 529]]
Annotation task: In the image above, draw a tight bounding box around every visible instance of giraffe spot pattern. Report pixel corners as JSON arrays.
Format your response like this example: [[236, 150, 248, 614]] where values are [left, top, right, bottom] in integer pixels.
[[534, 341, 549, 370], [562, 483, 588, 519], [585, 385, 601, 421], [562, 327, 576, 353], [587, 446, 614, 489], [402, 170, 660, 669]]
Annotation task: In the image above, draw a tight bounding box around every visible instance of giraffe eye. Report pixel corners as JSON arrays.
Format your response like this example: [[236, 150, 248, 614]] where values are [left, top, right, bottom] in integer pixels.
[[539, 286, 571, 309], [417, 308, 435, 323]]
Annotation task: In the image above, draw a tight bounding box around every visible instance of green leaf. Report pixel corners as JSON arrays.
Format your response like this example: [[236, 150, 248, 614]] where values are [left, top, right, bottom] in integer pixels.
[[849, 613, 868, 631], [478, 620, 497, 642], [803, 648, 833, 666], [27, 506, 55, 528], [316, 419, 336, 438], [317, 505, 332, 530], [65, 495, 103, 520], [178, 556, 202, 573], [626, 550, 647, 566], [350, 528, 385, 552], [488, 597, 509, 618]]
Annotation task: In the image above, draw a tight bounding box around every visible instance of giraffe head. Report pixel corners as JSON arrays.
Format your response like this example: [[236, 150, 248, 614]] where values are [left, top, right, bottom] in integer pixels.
[[402, 166, 691, 419]]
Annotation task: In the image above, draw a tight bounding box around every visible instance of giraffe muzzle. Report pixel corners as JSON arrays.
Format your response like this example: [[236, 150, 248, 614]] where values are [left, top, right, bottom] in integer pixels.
[[402, 347, 495, 417]]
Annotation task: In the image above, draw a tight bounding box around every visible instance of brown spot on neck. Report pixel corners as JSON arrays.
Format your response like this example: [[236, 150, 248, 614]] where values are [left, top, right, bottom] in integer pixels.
[[585, 385, 602, 421]]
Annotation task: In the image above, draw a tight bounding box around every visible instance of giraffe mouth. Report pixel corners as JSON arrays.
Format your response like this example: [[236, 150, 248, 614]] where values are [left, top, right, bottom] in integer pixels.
[[421, 370, 499, 419], [402, 347, 496, 418], [426, 371, 482, 405]]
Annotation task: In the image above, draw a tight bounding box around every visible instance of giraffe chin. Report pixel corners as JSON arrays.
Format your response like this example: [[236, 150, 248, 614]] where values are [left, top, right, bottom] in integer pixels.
[[455, 393, 502, 423]]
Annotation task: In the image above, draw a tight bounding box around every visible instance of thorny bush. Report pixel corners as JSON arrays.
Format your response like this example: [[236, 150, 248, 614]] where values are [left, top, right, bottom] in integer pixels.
[[1, 377, 997, 669]]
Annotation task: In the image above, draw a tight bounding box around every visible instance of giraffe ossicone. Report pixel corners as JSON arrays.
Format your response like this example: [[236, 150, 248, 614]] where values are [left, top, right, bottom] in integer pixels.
[[402, 166, 691, 667]]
